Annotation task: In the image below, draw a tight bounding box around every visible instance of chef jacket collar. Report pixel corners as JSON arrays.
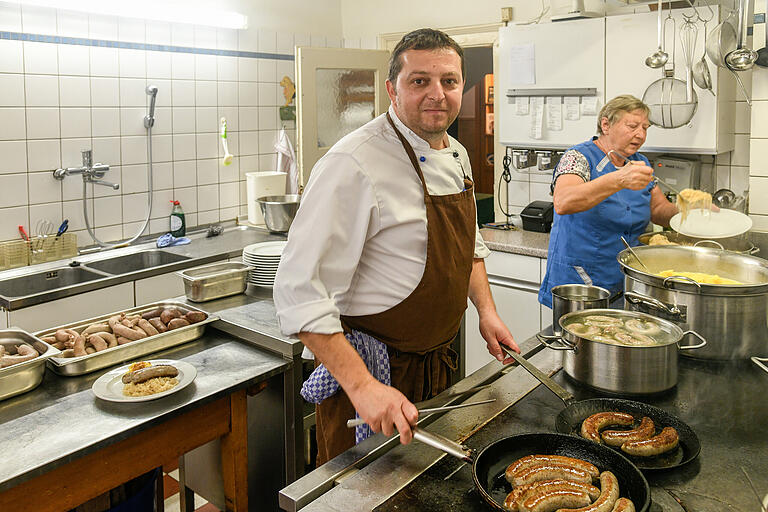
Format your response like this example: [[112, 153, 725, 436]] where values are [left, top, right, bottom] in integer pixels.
[[387, 105, 454, 154]]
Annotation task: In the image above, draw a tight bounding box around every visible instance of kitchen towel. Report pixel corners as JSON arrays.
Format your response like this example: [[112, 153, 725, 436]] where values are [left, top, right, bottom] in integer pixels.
[[156, 233, 191, 248], [300, 329, 390, 444], [275, 127, 299, 194]]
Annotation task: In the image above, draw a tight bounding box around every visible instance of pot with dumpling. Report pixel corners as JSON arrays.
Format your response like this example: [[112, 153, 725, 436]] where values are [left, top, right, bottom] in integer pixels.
[[617, 245, 768, 360], [537, 309, 706, 394]]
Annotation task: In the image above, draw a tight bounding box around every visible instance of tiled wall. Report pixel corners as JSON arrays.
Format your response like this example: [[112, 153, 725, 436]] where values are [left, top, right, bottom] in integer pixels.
[[749, 3, 768, 231], [0, 1, 366, 247]]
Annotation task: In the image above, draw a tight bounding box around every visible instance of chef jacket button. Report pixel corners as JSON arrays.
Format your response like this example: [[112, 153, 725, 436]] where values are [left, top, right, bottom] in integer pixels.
[[624, 231, 629, 235], [419, 156, 426, 162], [626, 206, 630, 211]]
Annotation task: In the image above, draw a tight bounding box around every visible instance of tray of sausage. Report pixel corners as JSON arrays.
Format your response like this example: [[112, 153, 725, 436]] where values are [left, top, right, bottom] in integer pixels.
[[0, 329, 61, 400], [37, 302, 217, 376]]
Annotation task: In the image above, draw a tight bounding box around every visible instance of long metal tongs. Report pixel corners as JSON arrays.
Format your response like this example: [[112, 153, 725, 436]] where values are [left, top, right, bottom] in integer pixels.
[[346, 398, 496, 428]]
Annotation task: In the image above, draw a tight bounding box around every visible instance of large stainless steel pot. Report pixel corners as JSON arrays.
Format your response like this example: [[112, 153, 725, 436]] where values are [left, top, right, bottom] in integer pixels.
[[618, 245, 768, 360], [538, 309, 706, 394], [637, 231, 759, 255]]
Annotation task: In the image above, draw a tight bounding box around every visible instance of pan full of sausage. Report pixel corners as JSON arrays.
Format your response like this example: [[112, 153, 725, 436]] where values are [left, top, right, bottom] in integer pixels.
[[0, 328, 61, 401], [36, 302, 216, 377]]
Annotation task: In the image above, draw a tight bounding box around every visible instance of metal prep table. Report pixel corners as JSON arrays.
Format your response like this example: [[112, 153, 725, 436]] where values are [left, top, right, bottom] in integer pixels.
[[281, 330, 768, 512]]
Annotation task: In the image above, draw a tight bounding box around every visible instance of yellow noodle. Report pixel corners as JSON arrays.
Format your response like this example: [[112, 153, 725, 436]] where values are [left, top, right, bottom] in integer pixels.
[[657, 270, 742, 285], [676, 188, 712, 222]]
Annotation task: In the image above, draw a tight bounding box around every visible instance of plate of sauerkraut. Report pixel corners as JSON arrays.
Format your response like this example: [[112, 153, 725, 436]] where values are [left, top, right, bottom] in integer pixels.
[[92, 359, 196, 402]]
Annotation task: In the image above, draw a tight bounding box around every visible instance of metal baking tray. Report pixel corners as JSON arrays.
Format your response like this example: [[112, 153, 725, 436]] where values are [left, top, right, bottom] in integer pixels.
[[37, 302, 218, 376], [177, 261, 252, 302], [0, 329, 61, 400]]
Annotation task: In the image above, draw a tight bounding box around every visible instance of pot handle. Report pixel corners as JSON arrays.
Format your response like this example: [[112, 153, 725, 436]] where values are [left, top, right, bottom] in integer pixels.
[[749, 245, 761, 255], [751, 357, 768, 375], [413, 428, 473, 464], [500, 345, 576, 406], [663, 275, 702, 292], [693, 239, 724, 250], [624, 291, 683, 317], [678, 331, 707, 350], [537, 333, 576, 351]]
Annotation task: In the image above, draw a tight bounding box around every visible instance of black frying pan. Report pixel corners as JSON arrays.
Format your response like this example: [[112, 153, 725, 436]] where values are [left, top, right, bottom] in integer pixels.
[[413, 429, 650, 511], [503, 347, 700, 471]]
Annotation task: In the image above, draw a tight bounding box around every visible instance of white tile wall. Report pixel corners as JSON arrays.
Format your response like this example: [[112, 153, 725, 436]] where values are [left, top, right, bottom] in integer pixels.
[[0, 3, 333, 244]]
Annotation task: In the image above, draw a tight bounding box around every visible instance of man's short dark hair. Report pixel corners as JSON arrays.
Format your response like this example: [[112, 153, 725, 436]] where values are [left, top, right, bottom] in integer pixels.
[[387, 28, 465, 85]]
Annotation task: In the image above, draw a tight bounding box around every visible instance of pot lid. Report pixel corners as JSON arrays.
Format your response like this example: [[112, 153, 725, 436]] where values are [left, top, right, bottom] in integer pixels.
[[559, 309, 681, 347]]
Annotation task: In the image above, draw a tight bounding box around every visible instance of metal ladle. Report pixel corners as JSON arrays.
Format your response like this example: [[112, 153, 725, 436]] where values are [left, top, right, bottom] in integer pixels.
[[621, 236, 651, 273], [725, 0, 758, 71], [646, 0, 670, 68]]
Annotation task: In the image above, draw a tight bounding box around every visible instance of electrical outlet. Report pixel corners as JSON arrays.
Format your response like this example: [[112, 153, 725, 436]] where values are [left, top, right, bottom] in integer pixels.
[[501, 7, 514, 23]]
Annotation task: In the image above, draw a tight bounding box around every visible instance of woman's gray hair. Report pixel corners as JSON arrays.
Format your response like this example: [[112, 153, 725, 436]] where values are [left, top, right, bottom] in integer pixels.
[[597, 95, 650, 134]]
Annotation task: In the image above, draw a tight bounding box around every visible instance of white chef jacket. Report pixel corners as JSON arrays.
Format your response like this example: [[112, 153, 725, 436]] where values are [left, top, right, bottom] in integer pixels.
[[273, 106, 490, 337]]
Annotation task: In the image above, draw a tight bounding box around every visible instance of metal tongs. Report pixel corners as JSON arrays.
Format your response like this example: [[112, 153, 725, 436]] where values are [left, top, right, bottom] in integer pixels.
[[346, 398, 496, 428]]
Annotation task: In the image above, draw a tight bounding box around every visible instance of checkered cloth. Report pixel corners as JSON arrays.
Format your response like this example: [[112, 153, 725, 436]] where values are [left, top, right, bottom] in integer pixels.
[[301, 329, 391, 444]]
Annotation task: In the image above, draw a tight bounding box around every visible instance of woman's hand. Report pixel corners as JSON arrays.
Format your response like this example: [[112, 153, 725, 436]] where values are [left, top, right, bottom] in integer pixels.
[[615, 161, 654, 190]]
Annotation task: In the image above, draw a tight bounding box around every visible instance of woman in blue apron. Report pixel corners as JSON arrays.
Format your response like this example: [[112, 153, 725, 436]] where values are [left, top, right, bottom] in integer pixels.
[[539, 95, 678, 308]]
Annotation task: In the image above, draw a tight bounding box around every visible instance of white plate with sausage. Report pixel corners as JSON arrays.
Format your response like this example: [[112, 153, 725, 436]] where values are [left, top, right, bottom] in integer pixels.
[[92, 359, 196, 403]]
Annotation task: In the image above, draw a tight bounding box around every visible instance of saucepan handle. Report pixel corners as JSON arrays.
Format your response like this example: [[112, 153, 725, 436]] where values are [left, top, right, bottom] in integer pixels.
[[624, 291, 683, 317], [500, 345, 576, 406], [536, 333, 576, 351], [663, 275, 702, 292], [412, 428, 473, 464], [678, 331, 707, 350]]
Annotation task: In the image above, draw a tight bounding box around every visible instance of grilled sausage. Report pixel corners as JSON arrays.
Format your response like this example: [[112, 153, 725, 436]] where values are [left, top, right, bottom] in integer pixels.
[[137, 319, 159, 337], [141, 307, 163, 320], [621, 426, 679, 457], [160, 308, 183, 325], [51, 341, 66, 350], [556, 471, 620, 512], [611, 498, 635, 512], [185, 311, 207, 323], [54, 329, 75, 343], [511, 463, 593, 487], [41, 335, 58, 344], [121, 315, 140, 328], [85, 346, 96, 354], [506, 455, 599, 484], [504, 480, 600, 512], [0, 344, 40, 368], [167, 317, 190, 330], [580, 412, 635, 443], [87, 333, 108, 352], [116, 336, 133, 345], [519, 489, 592, 512], [121, 364, 179, 384], [99, 332, 118, 348], [148, 317, 168, 333], [109, 315, 147, 341], [82, 323, 110, 335], [601, 417, 655, 447]]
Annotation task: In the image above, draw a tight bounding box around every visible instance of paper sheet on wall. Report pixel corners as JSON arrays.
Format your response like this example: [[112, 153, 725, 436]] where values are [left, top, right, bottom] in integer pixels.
[[515, 96, 530, 115], [582, 96, 599, 116], [564, 96, 580, 120], [546, 96, 563, 131], [506, 43, 535, 85], [530, 96, 544, 139]]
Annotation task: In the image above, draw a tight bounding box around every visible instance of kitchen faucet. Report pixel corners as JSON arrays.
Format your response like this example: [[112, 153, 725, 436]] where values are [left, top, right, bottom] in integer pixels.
[[53, 149, 120, 190]]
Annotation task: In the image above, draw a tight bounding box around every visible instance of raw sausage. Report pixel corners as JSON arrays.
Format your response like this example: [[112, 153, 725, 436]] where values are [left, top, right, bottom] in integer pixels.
[[611, 498, 635, 512], [121, 364, 179, 384], [137, 319, 159, 337], [580, 412, 635, 443], [601, 417, 655, 447], [116, 336, 133, 345], [504, 480, 600, 512], [519, 489, 592, 512], [72, 334, 87, 357], [0, 344, 39, 368], [141, 307, 163, 320], [160, 308, 183, 325], [99, 332, 118, 348], [41, 335, 58, 344], [167, 318, 190, 330], [82, 323, 110, 335], [621, 426, 679, 457], [506, 455, 599, 483], [185, 311, 207, 323], [87, 333, 108, 352], [148, 317, 167, 333], [510, 463, 593, 487], [556, 471, 620, 512]]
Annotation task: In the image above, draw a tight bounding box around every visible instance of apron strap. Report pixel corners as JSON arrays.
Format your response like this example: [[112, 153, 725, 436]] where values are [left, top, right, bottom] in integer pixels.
[[386, 112, 429, 197]]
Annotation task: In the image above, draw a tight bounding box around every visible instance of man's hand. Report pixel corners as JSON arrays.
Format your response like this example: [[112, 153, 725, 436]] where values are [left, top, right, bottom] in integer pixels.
[[479, 309, 520, 364], [347, 378, 419, 444], [615, 161, 653, 191]]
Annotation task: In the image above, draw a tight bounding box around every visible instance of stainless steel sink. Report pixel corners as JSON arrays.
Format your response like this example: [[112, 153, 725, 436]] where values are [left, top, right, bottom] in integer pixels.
[[85, 250, 190, 274], [0, 267, 107, 298]]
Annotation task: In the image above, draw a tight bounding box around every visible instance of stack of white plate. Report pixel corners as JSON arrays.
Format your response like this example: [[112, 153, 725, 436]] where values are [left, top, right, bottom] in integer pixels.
[[242, 241, 287, 287]]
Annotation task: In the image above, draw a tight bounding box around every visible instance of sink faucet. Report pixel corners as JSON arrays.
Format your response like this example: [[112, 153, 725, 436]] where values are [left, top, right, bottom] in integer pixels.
[[53, 150, 120, 190]]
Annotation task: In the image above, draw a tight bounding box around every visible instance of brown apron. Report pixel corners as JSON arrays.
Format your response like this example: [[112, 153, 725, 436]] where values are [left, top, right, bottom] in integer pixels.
[[314, 113, 477, 465]]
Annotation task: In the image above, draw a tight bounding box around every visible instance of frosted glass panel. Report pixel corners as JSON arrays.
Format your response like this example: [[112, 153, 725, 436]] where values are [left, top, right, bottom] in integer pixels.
[[316, 68, 375, 147]]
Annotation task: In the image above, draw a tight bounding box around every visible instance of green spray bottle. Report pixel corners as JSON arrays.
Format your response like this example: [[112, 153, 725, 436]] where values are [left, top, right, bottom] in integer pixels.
[[170, 200, 186, 237]]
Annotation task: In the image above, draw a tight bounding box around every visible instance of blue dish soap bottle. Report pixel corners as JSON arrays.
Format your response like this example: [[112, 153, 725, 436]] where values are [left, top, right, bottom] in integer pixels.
[[170, 200, 186, 237]]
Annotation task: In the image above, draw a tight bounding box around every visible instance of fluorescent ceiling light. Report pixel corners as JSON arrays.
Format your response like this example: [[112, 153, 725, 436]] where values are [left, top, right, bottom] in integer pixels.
[[9, 0, 248, 29]]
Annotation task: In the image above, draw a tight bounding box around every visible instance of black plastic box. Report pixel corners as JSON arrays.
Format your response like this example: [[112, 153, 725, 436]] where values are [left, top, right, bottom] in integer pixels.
[[520, 200, 554, 233]]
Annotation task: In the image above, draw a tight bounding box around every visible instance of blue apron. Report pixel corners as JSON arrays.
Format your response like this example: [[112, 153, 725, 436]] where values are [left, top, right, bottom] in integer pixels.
[[538, 138, 654, 308]]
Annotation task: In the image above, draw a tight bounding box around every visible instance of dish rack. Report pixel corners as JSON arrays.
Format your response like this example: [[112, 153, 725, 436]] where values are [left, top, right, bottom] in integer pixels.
[[0, 240, 29, 271], [27, 233, 78, 265]]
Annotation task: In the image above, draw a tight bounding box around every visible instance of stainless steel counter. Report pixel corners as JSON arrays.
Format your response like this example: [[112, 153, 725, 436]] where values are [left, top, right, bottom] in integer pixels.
[[0, 328, 290, 494], [282, 332, 768, 512]]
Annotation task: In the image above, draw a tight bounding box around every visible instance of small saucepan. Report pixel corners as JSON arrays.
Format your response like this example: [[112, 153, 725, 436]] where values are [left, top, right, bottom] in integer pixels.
[[538, 309, 707, 395], [551, 284, 610, 336], [412, 429, 650, 511]]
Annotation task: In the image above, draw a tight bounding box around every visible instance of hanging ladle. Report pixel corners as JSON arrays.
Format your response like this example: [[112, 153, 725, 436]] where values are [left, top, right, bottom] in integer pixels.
[[725, 0, 758, 71], [646, 0, 669, 68]]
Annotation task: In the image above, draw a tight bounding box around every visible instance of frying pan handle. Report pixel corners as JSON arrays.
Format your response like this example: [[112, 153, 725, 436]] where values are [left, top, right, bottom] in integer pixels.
[[500, 345, 575, 406], [536, 333, 576, 351], [624, 291, 683, 317], [413, 428, 473, 464], [678, 331, 707, 350]]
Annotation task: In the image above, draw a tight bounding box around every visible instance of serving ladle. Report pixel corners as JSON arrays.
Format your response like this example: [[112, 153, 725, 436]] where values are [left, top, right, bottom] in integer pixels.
[[646, 0, 669, 68], [725, 0, 758, 71]]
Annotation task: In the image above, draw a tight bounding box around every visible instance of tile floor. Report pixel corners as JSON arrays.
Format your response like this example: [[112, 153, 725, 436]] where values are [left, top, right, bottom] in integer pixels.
[[162, 460, 219, 512]]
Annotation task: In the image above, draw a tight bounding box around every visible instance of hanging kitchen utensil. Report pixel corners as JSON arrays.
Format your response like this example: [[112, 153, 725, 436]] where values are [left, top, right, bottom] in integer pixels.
[[757, 0, 768, 67], [680, 16, 698, 102], [725, 0, 758, 71], [646, 0, 669, 68], [706, 8, 752, 104], [692, 19, 715, 95]]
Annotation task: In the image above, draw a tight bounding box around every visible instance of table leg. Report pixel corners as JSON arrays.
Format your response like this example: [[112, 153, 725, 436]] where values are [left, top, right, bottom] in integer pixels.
[[220, 389, 248, 511]]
